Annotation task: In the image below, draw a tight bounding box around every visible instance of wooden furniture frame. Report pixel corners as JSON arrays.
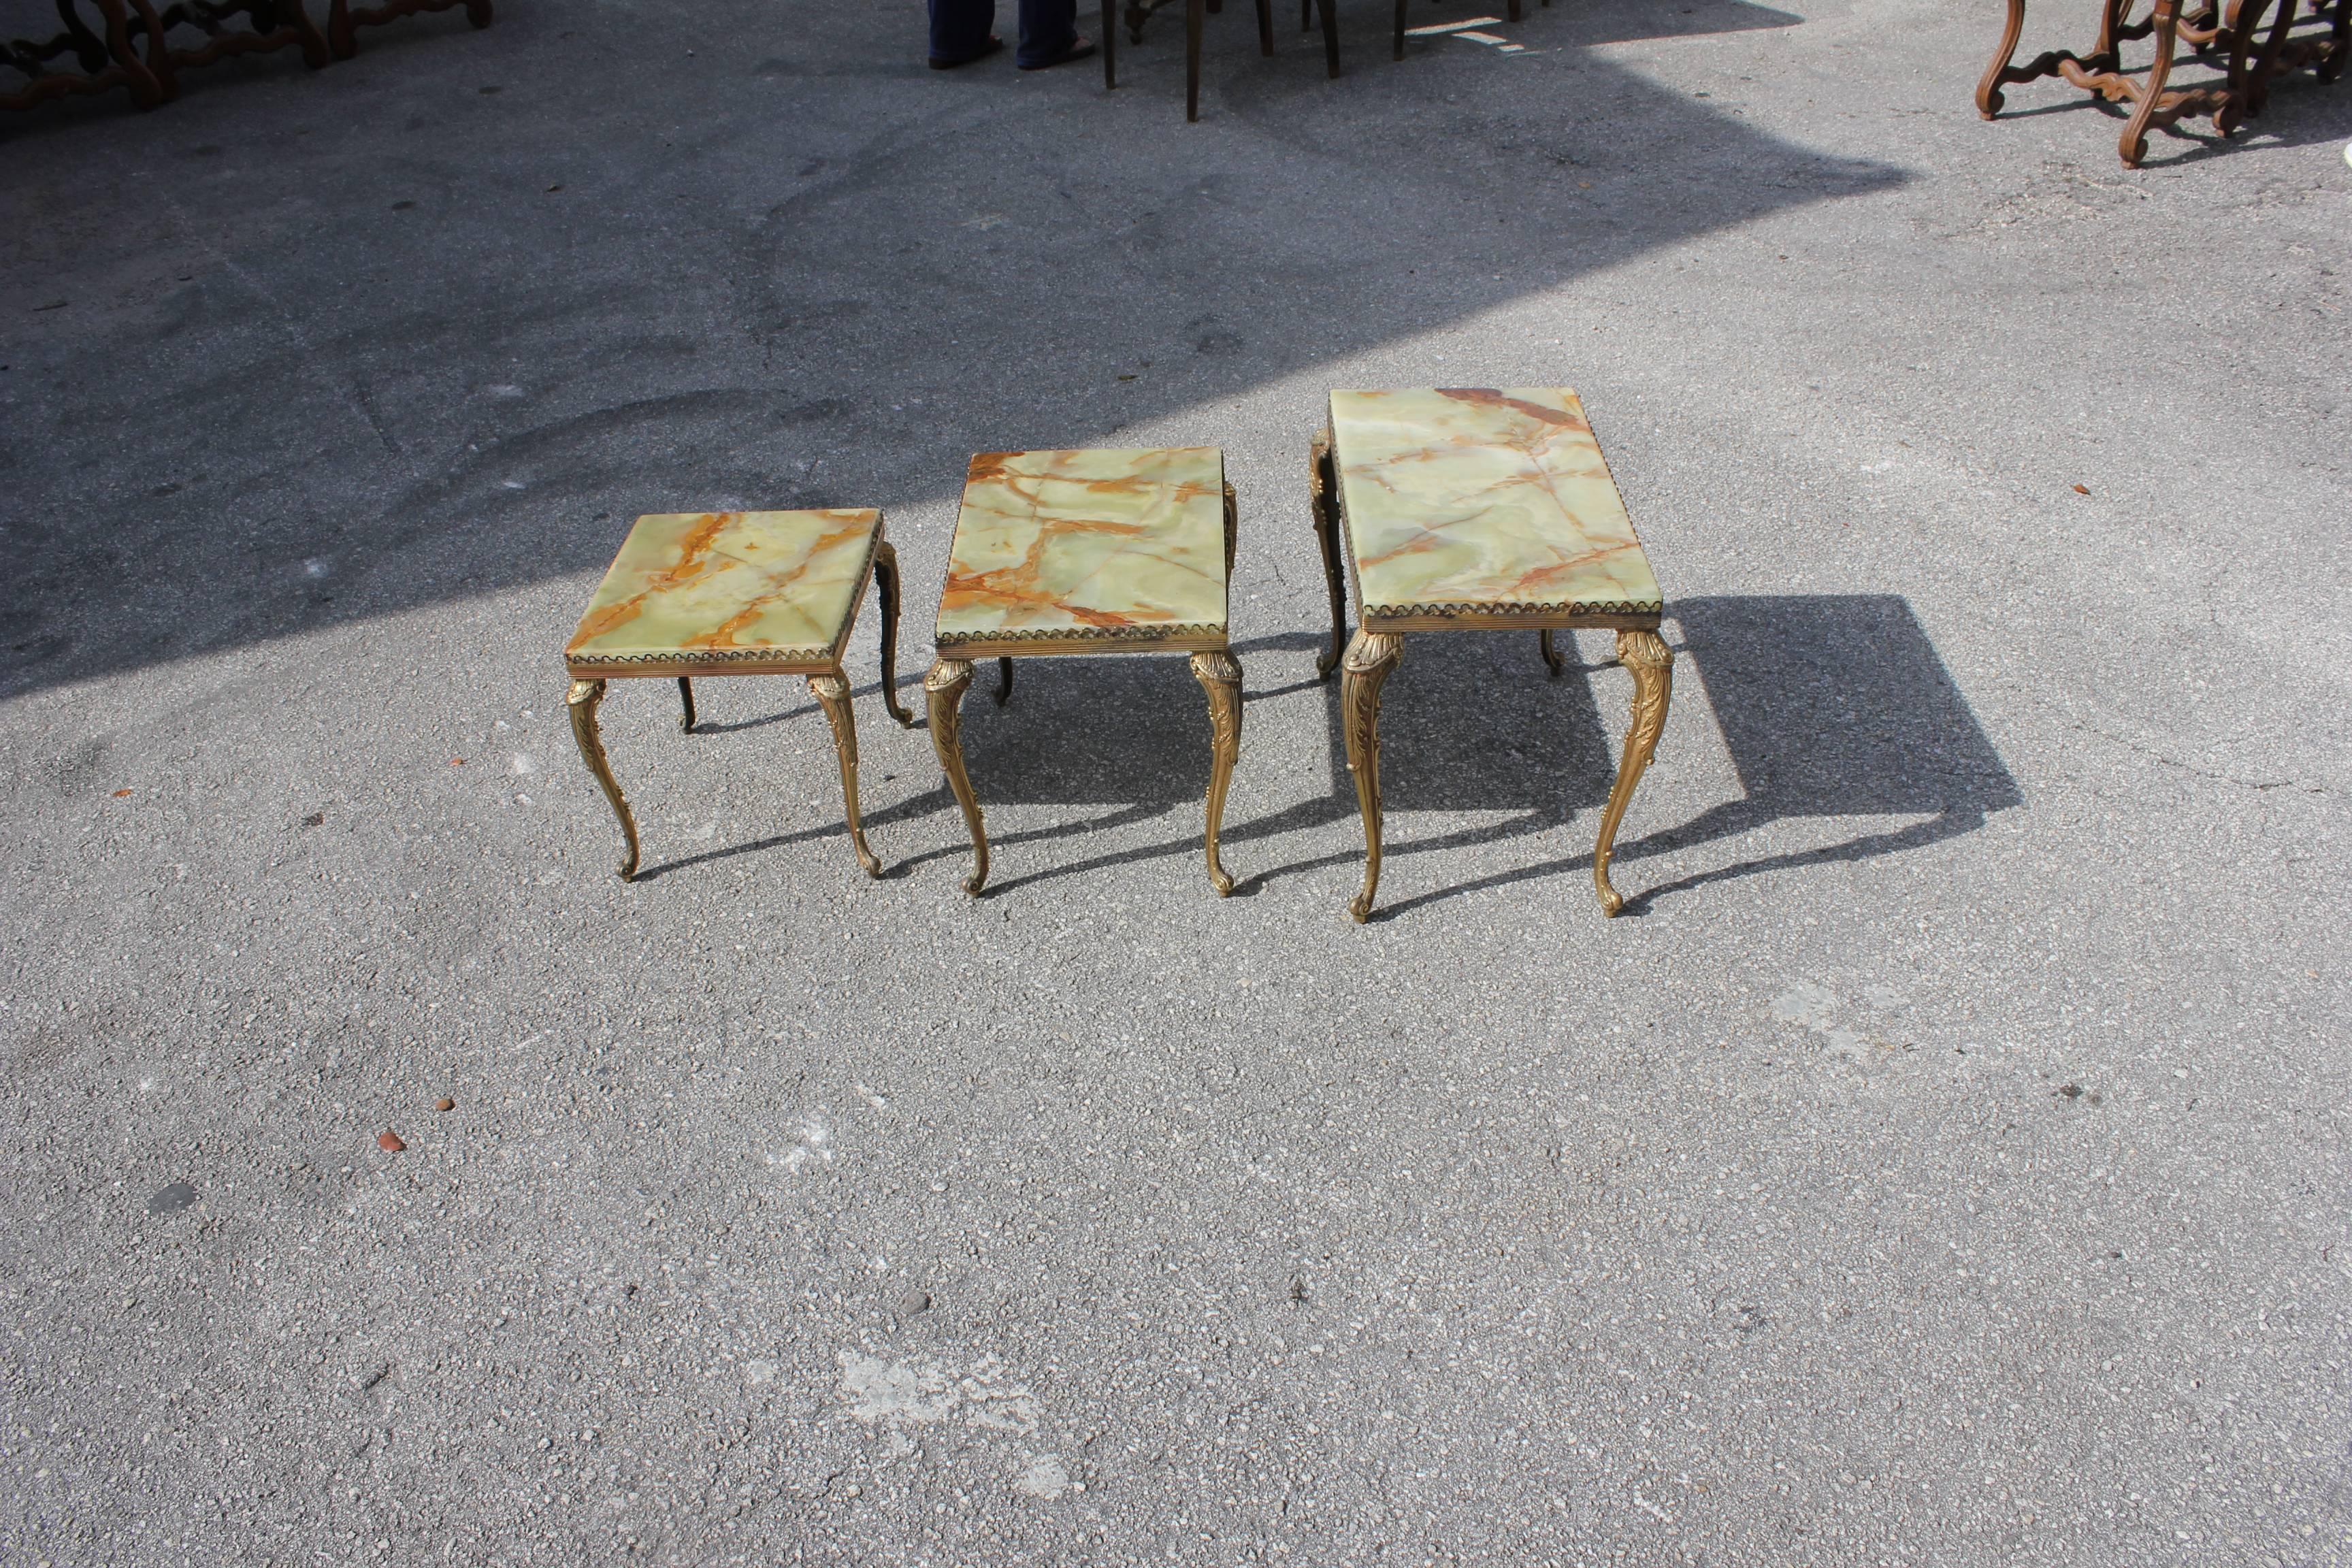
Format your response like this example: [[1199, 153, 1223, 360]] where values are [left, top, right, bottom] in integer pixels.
[[1105, 0, 1339, 122], [5, 0, 490, 114], [1977, 0, 2346, 165]]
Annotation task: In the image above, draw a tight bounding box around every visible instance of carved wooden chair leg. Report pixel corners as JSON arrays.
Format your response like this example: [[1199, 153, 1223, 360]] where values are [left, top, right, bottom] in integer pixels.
[[566, 679, 640, 882], [926, 659, 989, 894], [1976, 0, 2031, 114], [1187, 0, 1203, 118], [1591, 630, 1671, 916], [1540, 628, 1565, 677], [872, 537, 915, 728], [1191, 651, 1243, 896], [1341, 632, 1403, 922], [2119, 0, 2180, 163], [809, 672, 882, 879], [1309, 428, 1348, 679], [676, 676, 697, 733]]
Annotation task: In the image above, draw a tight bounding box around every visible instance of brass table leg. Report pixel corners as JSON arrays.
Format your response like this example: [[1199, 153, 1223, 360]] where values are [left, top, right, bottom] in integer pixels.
[[676, 676, 697, 733], [1222, 481, 1239, 576], [1340, 631, 1403, 922], [925, 658, 988, 894], [1309, 427, 1348, 680], [566, 678, 640, 881], [1539, 628, 1565, 677], [809, 672, 883, 879], [1190, 650, 1243, 896], [872, 538, 915, 728], [1592, 628, 1672, 917]]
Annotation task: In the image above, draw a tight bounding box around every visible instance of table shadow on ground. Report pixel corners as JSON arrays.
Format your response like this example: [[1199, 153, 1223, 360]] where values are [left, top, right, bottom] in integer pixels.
[[1365, 593, 2021, 917]]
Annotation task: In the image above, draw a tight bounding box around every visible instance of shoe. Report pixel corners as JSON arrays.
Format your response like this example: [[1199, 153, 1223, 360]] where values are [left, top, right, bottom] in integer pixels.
[[930, 35, 1004, 68], [1017, 35, 1098, 69]]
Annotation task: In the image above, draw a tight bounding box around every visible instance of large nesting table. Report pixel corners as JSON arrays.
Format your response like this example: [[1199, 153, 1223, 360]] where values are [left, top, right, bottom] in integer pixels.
[[1309, 388, 1672, 921]]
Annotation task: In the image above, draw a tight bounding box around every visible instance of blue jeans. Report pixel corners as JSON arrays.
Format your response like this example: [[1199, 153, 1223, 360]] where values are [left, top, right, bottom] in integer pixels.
[[929, 0, 1077, 66]]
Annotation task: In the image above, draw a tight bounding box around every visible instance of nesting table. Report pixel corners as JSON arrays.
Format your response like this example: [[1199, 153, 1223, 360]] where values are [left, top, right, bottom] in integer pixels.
[[925, 448, 1243, 896], [1309, 389, 1671, 921], [562, 509, 912, 881]]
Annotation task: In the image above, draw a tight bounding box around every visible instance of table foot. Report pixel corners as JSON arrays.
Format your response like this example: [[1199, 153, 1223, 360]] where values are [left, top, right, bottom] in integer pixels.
[[810, 672, 882, 879], [566, 678, 640, 882], [1592, 629, 1672, 916], [1191, 651, 1243, 896], [1341, 631, 1403, 921], [1540, 628, 1565, 677], [926, 659, 988, 894]]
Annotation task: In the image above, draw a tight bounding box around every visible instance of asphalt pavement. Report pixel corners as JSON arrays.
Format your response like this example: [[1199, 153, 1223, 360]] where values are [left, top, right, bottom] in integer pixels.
[[3, 0, 2349, 1562]]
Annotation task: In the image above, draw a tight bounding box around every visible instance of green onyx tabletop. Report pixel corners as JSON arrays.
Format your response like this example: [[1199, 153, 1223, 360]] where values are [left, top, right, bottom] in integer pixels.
[[1330, 388, 1662, 627], [565, 509, 881, 676], [935, 448, 1230, 655]]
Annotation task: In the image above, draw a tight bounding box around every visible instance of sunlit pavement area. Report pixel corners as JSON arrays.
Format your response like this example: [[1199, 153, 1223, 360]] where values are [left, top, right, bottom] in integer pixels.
[[3, 0, 2349, 1562]]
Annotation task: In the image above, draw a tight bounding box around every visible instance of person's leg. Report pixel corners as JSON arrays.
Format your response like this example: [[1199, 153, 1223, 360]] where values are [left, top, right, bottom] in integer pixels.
[[1014, 0, 1079, 64], [930, 0, 997, 63]]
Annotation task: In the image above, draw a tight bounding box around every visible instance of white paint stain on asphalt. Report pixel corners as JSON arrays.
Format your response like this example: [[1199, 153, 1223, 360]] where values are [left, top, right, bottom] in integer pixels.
[[1013, 1453, 1074, 1499], [837, 1353, 1041, 1436], [768, 1115, 833, 1174]]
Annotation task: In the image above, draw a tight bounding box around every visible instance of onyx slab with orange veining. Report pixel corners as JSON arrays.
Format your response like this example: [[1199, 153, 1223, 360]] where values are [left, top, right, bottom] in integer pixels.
[[1330, 389, 1662, 628], [935, 448, 1229, 655], [564, 510, 880, 676]]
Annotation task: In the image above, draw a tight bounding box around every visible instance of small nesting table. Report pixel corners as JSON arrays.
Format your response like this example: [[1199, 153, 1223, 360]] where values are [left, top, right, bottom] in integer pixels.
[[562, 509, 912, 881], [1309, 389, 1671, 921], [924, 448, 1242, 896]]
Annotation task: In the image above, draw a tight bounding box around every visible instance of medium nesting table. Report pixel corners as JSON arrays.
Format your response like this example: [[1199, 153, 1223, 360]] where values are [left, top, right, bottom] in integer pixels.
[[563, 509, 913, 881], [1309, 389, 1672, 921], [924, 448, 1243, 896]]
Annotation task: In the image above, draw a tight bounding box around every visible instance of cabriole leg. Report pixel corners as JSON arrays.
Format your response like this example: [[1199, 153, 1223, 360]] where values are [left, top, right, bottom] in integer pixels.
[[1309, 427, 1348, 679], [809, 671, 882, 879], [1592, 628, 1672, 916], [872, 538, 914, 727], [1340, 632, 1403, 922], [925, 659, 989, 894], [1191, 650, 1243, 896], [566, 678, 640, 882]]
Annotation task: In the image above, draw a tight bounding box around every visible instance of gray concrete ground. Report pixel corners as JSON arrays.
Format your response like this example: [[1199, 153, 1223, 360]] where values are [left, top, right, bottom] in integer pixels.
[[3, 0, 2349, 1562]]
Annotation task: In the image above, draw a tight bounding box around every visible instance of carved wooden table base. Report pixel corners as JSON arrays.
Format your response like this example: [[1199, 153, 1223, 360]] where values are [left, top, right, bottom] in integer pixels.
[[5, 0, 493, 114], [1977, 0, 2346, 165]]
